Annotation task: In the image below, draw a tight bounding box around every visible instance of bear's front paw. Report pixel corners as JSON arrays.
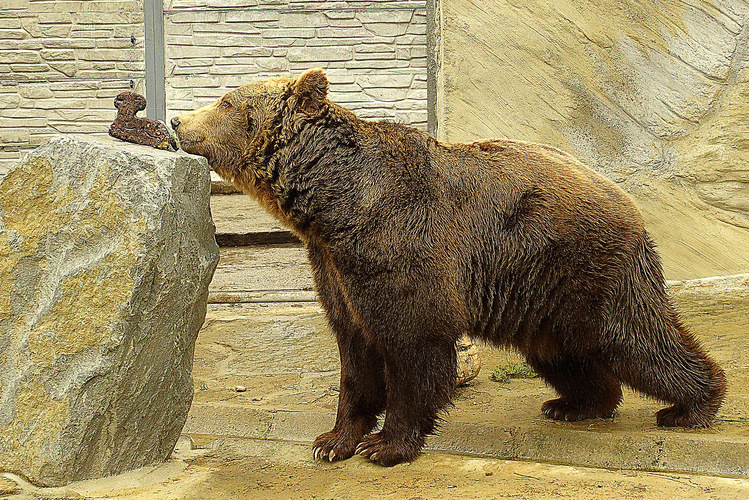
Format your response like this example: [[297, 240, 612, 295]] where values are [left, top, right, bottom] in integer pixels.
[[312, 430, 359, 462], [355, 432, 422, 467]]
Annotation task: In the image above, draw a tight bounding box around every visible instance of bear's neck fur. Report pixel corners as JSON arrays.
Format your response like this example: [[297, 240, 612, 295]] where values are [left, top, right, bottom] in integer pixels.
[[235, 98, 440, 245]]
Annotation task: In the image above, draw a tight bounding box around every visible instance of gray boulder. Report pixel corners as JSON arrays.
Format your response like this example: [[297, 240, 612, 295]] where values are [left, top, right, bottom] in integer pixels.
[[0, 135, 219, 486]]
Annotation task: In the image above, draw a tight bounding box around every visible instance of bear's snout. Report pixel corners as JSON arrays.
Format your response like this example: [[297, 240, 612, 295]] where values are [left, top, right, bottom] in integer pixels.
[[171, 111, 209, 156]]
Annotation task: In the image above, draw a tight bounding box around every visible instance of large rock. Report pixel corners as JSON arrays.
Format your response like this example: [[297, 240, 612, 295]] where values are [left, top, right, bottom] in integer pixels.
[[437, 0, 749, 279], [0, 135, 219, 486]]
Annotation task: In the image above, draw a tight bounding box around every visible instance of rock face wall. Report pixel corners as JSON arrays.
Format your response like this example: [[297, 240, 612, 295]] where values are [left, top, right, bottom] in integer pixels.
[[437, 0, 749, 279], [0, 135, 219, 486]]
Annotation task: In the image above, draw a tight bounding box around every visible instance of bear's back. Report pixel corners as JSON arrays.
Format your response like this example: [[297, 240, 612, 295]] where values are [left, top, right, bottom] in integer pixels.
[[314, 118, 646, 286], [358, 122, 641, 231], [451, 139, 637, 214]]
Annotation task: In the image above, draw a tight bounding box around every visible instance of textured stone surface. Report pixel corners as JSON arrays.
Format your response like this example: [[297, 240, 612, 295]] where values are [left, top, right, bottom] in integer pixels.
[[437, 0, 749, 278], [165, 1, 428, 127], [0, 0, 146, 175], [0, 134, 219, 486]]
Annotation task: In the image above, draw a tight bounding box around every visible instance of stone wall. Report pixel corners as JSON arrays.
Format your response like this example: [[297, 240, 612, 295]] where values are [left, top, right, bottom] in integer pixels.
[[0, 0, 429, 177], [0, 0, 145, 175], [164, 1, 428, 129]]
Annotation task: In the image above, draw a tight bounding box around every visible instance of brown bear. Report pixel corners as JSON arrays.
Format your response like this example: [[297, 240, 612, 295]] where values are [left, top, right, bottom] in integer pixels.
[[172, 68, 726, 467]]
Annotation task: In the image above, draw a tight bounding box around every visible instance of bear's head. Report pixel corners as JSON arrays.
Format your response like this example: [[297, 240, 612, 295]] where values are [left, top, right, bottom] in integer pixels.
[[171, 68, 329, 180]]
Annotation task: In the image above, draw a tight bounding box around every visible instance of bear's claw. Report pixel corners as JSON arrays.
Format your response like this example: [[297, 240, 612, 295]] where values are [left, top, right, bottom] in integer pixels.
[[312, 446, 339, 462], [354, 432, 420, 467], [312, 430, 360, 462], [542, 398, 616, 422]]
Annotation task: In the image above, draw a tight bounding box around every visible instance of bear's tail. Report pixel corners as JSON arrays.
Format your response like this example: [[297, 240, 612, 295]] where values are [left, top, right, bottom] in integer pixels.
[[610, 232, 726, 428]]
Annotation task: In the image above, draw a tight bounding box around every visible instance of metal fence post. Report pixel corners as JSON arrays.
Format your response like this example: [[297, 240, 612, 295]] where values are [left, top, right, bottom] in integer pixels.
[[144, 0, 166, 122], [426, 0, 439, 137]]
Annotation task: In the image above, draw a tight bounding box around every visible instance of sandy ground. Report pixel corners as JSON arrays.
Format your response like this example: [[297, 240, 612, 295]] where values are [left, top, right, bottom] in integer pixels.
[[6, 436, 749, 500]]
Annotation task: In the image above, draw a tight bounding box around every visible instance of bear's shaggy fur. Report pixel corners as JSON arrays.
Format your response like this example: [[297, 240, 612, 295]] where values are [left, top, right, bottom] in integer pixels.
[[172, 69, 726, 467]]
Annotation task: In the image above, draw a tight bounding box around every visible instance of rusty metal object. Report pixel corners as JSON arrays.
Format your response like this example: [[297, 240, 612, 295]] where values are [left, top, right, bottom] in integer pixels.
[[109, 92, 177, 151]]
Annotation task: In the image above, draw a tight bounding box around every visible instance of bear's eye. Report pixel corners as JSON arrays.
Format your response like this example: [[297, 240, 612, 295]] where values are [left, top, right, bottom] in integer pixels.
[[220, 100, 232, 110]]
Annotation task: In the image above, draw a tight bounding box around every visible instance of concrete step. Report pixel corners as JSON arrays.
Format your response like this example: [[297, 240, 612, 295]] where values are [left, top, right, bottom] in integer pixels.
[[210, 171, 240, 194], [208, 245, 312, 300], [210, 192, 300, 247], [15, 435, 749, 499], [192, 276, 749, 477]]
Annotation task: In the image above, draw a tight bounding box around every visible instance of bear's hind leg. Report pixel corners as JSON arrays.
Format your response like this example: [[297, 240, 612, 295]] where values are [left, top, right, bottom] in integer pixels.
[[611, 232, 727, 428], [653, 347, 726, 429], [355, 338, 457, 466], [313, 333, 386, 462], [612, 325, 726, 429], [528, 355, 623, 422]]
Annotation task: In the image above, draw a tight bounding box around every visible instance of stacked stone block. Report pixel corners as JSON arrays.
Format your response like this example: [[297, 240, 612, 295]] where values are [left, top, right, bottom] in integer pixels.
[[0, 0, 146, 175], [165, 1, 429, 133], [1, 1, 429, 177]]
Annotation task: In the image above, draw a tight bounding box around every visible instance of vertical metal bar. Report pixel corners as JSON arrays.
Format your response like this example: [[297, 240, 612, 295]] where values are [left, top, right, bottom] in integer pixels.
[[144, 0, 166, 122], [426, 0, 439, 137]]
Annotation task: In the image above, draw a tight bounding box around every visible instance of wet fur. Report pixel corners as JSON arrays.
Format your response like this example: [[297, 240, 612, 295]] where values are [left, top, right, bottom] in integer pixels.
[[173, 69, 726, 467]]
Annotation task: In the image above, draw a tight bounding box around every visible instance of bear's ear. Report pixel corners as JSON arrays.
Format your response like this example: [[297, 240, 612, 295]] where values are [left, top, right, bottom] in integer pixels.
[[293, 68, 328, 114]]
